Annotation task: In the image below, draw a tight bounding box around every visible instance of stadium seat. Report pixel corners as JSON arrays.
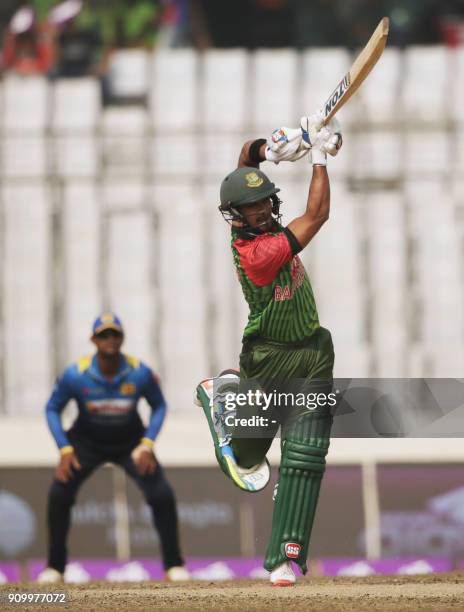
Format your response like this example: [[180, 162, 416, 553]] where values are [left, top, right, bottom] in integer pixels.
[[108, 49, 150, 100], [191, 134, 242, 180], [406, 181, 462, 349], [202, 183, 243, 370], [54, 136, 98, 178], [367, 192, 405, 276], [432, 347, 464, 377], [367, 192, 407, 353], [150, 50, 197, 130], [408, 345, 428, 377], [201, 50, 248, 132], [404, 131, 449, 176], [361, 47, 402, 125], [352, 131, 402, 181], [450, 46, 464, 124], [154, 185, 208, 410], [251, 50, 298, 131], [2, 75, 49, 133], [62, 182, 100, 360], [102, 107, 147, 134], [333, 344, 371, 378], [401, 46, 449, 124], [374, 348, 408, 377], [2, 137, 47, 178], [101, 107, 148, 177], [52, 78, 100, 132], [107, 211, 156, 365], [2, 183, 51, 414], [453, 130, 464, 180], [101, 179, 147, 212], [151, 134, 198, 177]]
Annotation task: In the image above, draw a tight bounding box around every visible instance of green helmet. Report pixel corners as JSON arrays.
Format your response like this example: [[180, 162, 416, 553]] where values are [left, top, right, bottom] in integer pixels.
[[219, 167, 280, 212]]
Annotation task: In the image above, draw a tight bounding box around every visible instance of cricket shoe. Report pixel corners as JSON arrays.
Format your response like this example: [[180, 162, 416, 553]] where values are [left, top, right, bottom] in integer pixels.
[[36, 567, 64, 584], [270, 561, 296, 587], [165, 566, 191, 582], [195, 370, 270, 493]]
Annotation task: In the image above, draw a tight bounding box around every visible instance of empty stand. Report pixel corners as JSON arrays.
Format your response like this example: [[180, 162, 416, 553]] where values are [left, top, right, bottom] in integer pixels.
[[401, 46, 450, 124], [2, 183, 51, 413], [352, 131, 402, 182], [150, 50, 197, 130], [54, 136, 98, 178], [108, 49, 150, 100], [52, 78, 100, 132], [154, 184, 208, 410], [251, 50, 298, 130], [102, 107, 148, 177], [451, 46, 464, 124], [361, 47, 402, 125], [0, 47, 461, 414], [2, 75, 49, 133], [201, 50, 248, 132], [2, 137, 47, 178], [106, 210, 156, 366], [62, 182, 101, 362]]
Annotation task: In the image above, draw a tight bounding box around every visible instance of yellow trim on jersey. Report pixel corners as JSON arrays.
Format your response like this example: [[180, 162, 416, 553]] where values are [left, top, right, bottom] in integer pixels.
[[140, 437, 154, 448], [125, 354, 140, 369], [77, 355, 92, 373], [60, 445, 74, 456]]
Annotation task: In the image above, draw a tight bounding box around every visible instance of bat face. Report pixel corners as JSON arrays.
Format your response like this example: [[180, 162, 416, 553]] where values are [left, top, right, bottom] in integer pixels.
[[322, 17, 390, 125]]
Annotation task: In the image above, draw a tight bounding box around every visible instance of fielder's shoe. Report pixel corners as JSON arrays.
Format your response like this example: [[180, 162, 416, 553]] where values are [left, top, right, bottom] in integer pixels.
[[37, 567, 64, 584], [195, 370, 270, 492], [165, 566, 191, 582], [270, 561, 296, 587]]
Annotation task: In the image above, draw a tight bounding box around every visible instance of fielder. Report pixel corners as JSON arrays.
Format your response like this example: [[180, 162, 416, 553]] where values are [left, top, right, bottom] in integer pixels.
[[196, 113, 342, 586], [38, 313, 189, 583]]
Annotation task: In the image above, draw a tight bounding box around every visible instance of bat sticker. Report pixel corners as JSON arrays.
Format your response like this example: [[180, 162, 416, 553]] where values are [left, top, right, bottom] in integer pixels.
[[324, 74, 351, 118]]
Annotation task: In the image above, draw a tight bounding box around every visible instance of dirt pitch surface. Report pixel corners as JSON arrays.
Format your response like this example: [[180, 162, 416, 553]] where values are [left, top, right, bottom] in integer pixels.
[[2, 573, 464, 612]]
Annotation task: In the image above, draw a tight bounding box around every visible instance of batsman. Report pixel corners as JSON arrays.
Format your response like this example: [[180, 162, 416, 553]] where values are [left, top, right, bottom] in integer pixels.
[[196, 112, 343, 586]]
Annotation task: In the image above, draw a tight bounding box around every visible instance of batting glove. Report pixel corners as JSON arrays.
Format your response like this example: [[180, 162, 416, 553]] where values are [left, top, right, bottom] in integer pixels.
[[301, 113, 343, 166], [265, 126, 310, 164]]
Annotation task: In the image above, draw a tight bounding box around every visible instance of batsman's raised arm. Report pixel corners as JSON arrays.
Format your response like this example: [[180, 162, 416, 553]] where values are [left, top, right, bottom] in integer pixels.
[[287, 164, 330, 250], [236, 112, 342, 249]]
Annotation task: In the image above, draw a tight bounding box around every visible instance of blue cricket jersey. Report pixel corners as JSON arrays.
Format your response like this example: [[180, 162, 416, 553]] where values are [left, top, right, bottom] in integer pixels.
[[45, 354, 166, 448]]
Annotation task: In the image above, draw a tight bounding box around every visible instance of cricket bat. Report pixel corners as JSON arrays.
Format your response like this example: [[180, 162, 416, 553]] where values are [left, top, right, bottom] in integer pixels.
[[321, 17, 390, 125]]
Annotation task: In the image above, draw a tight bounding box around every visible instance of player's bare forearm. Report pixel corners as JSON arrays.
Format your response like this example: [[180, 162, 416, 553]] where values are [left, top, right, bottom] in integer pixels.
[[237, 140, 267, 168], [287, 166, 330, 249]]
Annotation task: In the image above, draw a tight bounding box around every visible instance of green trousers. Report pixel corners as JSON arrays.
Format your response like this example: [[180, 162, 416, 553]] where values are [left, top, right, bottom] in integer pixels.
[[232, 326, 335, 467]]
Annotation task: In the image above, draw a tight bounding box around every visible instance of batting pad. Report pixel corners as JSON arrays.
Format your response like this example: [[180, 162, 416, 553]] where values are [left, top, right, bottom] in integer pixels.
[[195, 376, 270, 492], [264, 408, 332, 573]]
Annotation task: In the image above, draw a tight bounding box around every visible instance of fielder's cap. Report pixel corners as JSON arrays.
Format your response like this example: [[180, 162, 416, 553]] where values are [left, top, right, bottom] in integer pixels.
[[10, 6, 35, 35], [48, 0, 82, 26], [92, 312, 124, 336]]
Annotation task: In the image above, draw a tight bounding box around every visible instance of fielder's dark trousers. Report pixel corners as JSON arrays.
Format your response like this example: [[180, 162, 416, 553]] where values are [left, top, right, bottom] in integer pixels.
[[47, 427, 183, 573]]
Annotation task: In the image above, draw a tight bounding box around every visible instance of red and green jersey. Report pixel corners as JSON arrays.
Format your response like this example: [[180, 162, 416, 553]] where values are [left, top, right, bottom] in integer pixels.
[[231, 226, 320, 343]]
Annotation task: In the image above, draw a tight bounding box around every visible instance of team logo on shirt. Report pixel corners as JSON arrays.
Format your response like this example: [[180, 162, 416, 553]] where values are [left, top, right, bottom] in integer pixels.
[[120, 383, 136, 395], [245, 172, 264, 188]]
